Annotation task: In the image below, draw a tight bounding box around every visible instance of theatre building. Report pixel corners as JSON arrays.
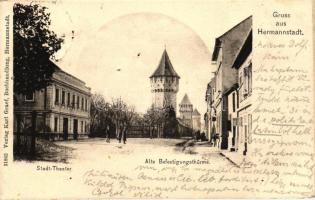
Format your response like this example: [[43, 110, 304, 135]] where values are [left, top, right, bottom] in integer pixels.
[[14, 61, 91, 140]]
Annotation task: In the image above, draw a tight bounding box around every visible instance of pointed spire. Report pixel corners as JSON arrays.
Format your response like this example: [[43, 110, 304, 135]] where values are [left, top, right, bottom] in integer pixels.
[[150, 49, 180, 78], [180, 94, 192, 105], [192, 108, 201, 116]]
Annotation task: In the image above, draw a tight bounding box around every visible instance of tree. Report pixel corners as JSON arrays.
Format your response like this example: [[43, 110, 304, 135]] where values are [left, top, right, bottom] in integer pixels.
[[13, 3, 63, 95], [90, 94, 137, 138], [143, 105, 166, 138], [111, 98, 136, 138], [163, 106, 178, 138], [90, 93, 113, 136], [13, 3, 63, 157]]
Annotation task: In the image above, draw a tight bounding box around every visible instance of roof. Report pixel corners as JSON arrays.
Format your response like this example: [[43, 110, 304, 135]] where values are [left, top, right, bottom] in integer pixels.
[[180, 94, 192, 105], [223, 83, 239, 96], [232, 30, 252, 69], [49, 60, 91, 93], [192, 109, 201, 116], [150, 49, 180, 78], [211, 16, 252, 65], [49, 60, 86, 85]]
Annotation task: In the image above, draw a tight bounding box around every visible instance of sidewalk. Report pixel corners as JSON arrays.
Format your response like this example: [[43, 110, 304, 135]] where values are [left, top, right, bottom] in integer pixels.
[[219, 150, 246, 167]]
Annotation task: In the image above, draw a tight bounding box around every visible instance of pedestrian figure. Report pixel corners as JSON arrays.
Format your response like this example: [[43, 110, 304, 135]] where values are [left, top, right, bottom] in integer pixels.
[[195, 130, 201, 141], [105, 124, 110, 143], [213, 134, 217, 147], [118, 123, 123, 143], [215, 133, 220, 148], [122, 121, 127, 144]]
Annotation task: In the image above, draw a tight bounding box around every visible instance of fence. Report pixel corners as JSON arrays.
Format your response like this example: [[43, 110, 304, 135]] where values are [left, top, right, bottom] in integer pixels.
[[13, 132, 88, 156], [128, 125, 159, 138], [128, 122, 194, 139]]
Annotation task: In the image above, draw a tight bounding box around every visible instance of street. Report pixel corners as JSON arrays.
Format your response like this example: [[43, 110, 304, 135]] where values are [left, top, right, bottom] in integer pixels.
[[55, 138, 233, 166], [10, 138, 239, 198]]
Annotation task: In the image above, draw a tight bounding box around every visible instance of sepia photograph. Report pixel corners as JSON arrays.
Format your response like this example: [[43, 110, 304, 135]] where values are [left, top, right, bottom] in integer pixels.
[[0, 0, 313, 199], [12, 1, 252, 165]]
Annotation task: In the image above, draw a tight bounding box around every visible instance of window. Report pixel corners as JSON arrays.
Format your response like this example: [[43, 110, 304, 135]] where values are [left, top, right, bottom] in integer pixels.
[[81, 97, 84, 110], [81, 121, 83, 133], [239, 117, 243, 126], [72, 94, 75, 108], [77, 96, 80, 109], [248, 63, 252, 95], [85, 99, 87, 111], [243, 68, 248, 97], [67, 93, 70, 106], [61, 91, 65, 105], [232, 93, 236, 112], [54, 117, 58, 132], [25, 92, 34, 101], [244, 125, 248, 143], [55, 88, 59, 104], [237, 91, 239, 108], [239, 75, 243, 101], [25, 117, 32, 129], [227, 119, 231, 132], [248, 114, 252, 143]]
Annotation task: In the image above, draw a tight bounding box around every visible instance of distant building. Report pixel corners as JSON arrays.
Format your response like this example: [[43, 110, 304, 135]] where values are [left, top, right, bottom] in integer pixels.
[[206, 16, 252, 151], [150, 49, 180, 112], [204, 77, 216, 140], [179, 94, 193, 127], [14, 61, 91, 140], [192, 109, 201, 131]]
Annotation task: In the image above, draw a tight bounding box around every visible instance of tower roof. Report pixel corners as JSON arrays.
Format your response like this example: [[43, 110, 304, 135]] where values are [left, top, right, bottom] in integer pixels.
[[192, 109, 201, 116], [150, 49, 180, 78], [180, 94, 192, 105]]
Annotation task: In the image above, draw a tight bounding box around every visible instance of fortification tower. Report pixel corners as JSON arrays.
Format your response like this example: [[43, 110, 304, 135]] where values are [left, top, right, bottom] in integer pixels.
[[150, 49, 180, 112]]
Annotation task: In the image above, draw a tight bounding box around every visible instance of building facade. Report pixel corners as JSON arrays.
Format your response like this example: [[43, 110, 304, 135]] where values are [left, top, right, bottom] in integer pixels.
[[150, 49, 180, 112], [204, 77, 216, 140], [232, 30, 252, 155], [192, 109, 201, 131], [205, 16, 252, 152], [14, 61, 91, 140]]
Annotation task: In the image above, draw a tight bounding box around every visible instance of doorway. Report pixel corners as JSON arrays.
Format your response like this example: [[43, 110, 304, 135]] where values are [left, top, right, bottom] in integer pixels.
[[73, 119, 78, 140], [63, 118, 68, 140], [243, 125, 247, 155]]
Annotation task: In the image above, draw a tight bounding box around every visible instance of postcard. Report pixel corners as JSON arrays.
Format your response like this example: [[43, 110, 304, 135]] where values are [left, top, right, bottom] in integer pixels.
[[0, 0, 313, 199]]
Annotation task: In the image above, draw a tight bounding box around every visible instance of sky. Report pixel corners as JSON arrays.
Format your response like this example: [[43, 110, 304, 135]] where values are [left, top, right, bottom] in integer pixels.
[[42, 0, 254, 121]]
